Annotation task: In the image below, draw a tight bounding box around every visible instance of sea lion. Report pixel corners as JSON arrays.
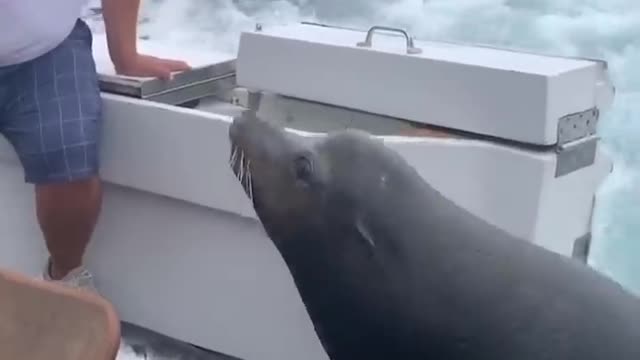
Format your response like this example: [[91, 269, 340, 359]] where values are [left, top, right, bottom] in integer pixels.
[[227, 112, 640, 360]]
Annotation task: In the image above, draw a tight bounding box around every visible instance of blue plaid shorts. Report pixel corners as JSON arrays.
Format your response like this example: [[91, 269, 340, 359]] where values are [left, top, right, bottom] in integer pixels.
[[0, 19, 102, 184]]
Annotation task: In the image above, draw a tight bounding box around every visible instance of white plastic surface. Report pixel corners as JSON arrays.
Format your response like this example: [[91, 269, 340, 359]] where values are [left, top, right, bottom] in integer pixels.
[[236, 23, 614, 145]]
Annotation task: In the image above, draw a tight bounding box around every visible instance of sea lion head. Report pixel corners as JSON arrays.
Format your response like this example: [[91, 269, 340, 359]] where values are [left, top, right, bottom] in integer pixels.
[[228, 113, 433, 357], [228, 112, 327, 246], [228, 112, 420, 262]]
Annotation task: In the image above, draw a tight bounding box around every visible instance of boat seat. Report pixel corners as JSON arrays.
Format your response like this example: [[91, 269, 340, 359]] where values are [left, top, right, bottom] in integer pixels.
[[0, 268, 121, 360]]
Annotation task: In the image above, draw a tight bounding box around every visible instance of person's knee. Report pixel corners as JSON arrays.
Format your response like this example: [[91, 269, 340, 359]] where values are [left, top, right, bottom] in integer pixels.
[[35, 176, 102, 202], [35, 176, 102, 221]]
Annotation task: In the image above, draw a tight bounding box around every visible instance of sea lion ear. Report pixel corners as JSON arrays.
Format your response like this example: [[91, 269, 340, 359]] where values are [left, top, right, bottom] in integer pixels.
[[356, 214, 376, 252]]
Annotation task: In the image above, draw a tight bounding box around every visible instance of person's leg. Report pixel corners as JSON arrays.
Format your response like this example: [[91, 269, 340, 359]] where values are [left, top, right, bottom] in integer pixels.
[[37, 177, 103, 280], [1, 19, 103, 289]]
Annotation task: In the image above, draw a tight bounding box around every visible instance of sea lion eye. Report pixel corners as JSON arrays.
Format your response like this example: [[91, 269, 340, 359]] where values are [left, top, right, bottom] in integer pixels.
[[293, 155, 313, 183]]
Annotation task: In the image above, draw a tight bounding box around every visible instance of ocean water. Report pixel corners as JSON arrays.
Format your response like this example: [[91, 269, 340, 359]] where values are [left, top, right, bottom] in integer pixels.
[[132, 0, 640, 294]]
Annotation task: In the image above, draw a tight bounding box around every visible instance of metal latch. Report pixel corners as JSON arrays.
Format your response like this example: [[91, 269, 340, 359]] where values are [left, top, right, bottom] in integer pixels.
[[555, 108, 600, 177]]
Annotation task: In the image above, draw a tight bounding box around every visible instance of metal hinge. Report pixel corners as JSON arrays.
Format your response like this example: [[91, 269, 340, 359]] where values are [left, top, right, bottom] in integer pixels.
[[555, 108, 600, 177]]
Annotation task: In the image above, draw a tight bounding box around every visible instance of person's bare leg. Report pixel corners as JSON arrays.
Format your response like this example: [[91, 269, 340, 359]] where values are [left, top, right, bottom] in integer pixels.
[[36, 177, 103, 280]]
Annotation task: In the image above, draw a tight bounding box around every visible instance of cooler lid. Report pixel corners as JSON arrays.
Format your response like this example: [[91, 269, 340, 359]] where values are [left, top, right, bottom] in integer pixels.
[[236, 22, 615, 146]]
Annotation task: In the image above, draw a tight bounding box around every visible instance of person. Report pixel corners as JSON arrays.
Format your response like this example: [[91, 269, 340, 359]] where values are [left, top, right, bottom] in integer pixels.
[[0, 0, 190, 291]]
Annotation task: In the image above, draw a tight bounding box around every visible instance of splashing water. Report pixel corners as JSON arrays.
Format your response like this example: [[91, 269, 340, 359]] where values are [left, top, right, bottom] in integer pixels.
[[109, 0, 640, 293]]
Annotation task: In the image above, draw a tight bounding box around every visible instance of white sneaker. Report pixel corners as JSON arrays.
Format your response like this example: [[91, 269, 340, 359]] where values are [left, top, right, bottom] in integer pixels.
[[41, 258, 98, 292]]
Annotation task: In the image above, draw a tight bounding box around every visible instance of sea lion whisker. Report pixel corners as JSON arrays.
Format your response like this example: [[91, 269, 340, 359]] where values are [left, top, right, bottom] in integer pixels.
[[243, 160, 252, 198], [248, 170, 253, 201], [238, 150, 245, 183], [242, 160, 252, 201], [230, 146, 238, 165], [243, 154, 249, 186]]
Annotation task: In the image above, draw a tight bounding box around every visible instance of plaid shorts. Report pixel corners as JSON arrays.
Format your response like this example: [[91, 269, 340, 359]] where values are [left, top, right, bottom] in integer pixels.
[[0, 19, 102, 184]]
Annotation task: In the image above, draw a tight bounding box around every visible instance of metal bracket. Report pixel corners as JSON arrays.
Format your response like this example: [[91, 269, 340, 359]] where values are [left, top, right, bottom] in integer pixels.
[[557, 108, 599, 144], [230, 88, 263, 112], [246, 90, 263, 111], [554, 108, 600, 177]]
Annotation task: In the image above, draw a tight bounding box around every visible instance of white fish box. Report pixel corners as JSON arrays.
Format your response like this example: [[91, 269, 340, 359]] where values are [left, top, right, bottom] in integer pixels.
[[236, 22, 614, 146]]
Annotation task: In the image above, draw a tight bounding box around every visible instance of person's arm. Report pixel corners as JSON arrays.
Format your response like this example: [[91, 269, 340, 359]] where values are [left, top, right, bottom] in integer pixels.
[[101, 0, 140, 72], [100, 0, 190, 79]]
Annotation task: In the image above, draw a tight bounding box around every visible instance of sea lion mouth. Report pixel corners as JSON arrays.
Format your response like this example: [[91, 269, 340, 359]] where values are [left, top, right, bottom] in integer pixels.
[[229, 143, 254, 203]]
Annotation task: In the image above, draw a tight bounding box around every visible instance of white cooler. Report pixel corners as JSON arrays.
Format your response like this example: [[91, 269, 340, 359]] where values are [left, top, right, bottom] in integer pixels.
[[233, 22, 616, 260]]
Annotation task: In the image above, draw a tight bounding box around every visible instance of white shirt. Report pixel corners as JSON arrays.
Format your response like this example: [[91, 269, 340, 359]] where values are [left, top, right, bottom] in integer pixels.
[[0, 0, 88, 66]]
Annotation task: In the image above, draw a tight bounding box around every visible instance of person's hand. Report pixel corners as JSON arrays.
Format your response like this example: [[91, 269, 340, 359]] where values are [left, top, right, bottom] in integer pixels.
[[115, 53, 191, 80]]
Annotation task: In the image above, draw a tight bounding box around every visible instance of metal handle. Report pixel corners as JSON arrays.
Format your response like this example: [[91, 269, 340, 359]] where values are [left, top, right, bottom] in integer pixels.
[[356, 26, 422, 55]]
